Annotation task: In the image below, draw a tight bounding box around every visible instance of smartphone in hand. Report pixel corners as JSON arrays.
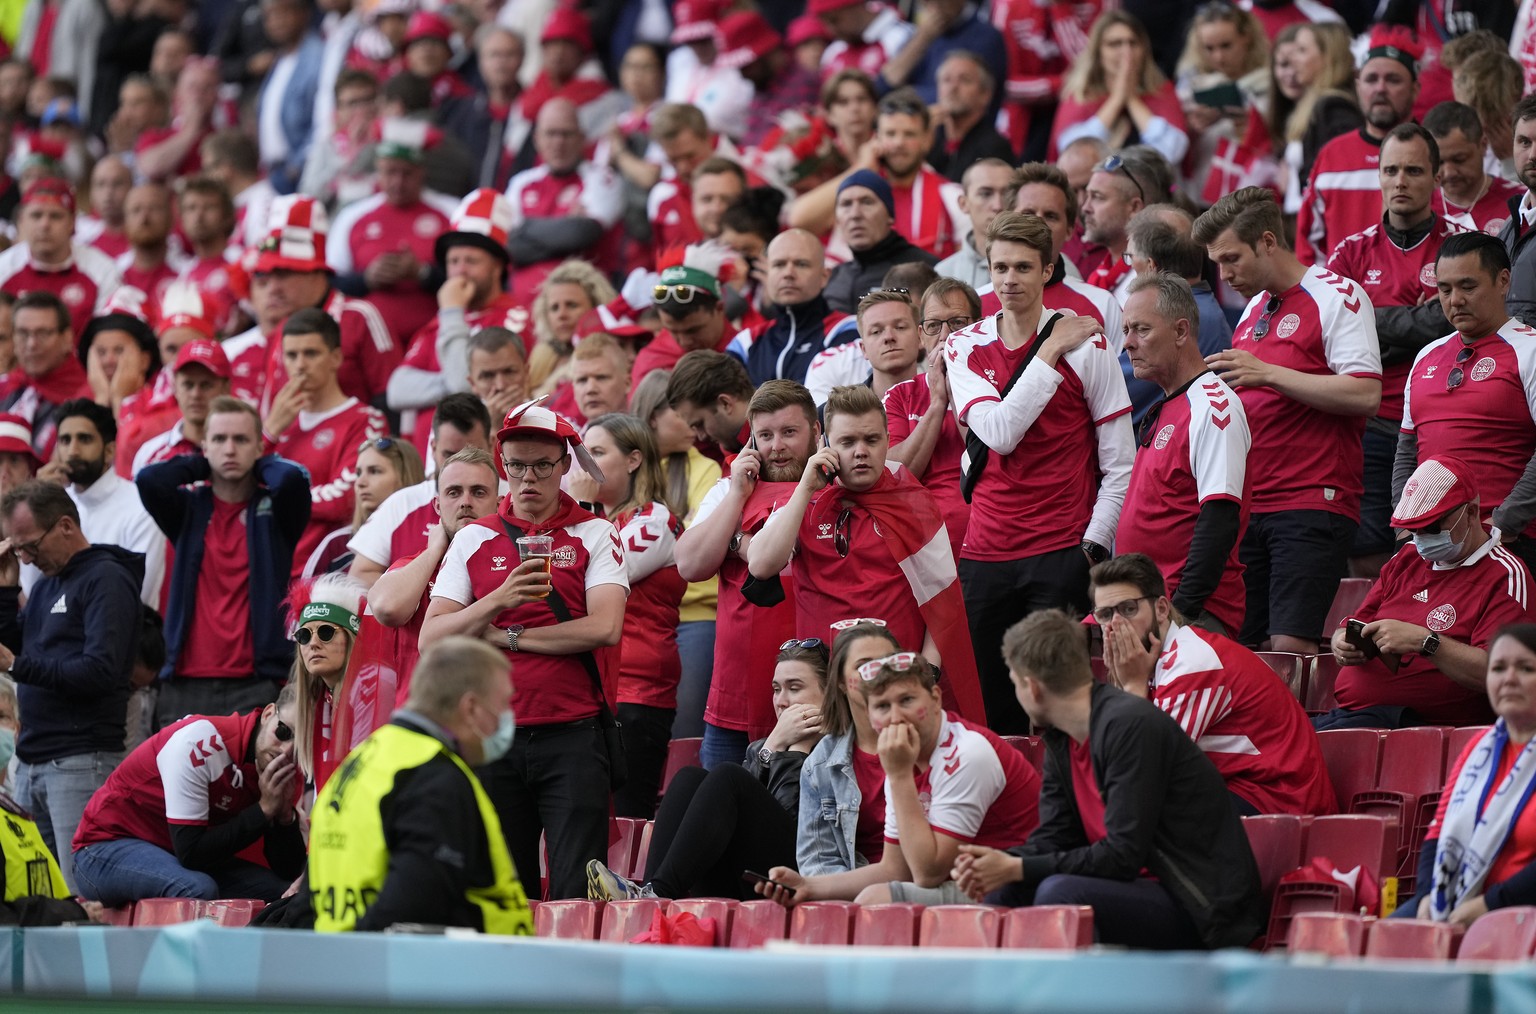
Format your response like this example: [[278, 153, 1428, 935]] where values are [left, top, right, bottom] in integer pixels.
[[742, 869, 795, 896], [1344, 618, 1381, 660]]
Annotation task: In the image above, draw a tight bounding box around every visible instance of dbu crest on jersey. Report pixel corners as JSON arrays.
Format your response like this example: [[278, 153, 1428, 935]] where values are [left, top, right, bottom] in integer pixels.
[[553, 545, 577, 568], [312, 428, 334, 450], [60, 282, 86, 307], [1154, 424, 1175, 450], [1471, 357, 1496, 382], [1419, 263, 1437, 287], [1427, 604, 1457, 632], [1275, 314, 1301, 340]]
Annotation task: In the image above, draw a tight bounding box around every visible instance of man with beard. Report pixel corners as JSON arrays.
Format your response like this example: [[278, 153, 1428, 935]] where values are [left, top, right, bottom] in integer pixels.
[[673, 371, 808, 769], [362, 448, 501, 700], [1296, 25, 1422, 266], [115, 184, 180, 307], [1498, 95, 1536, 327], [823, 171, 937, 315]]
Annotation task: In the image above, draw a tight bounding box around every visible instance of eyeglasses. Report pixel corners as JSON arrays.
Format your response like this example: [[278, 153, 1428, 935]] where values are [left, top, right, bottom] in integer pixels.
[[274, 720, 294, 742], [1091, 596, 1151, 625], [834, 507, 852, 558], [1098, 155, 1146, 204], [780, 637, 826, 652], [830, 617, 888, 631], [14, 327, 60, 343], [357, 437, 395, 455], [503, 458, 564, 478], [1446, 344, 1476, 392], [1251, 294, 1282, 340], [295, 623, 340, 645], [856, 651, 919, 681], [653, 283, 708, 304], [920, 316, 974, 336], [9, 516, 59, 558]]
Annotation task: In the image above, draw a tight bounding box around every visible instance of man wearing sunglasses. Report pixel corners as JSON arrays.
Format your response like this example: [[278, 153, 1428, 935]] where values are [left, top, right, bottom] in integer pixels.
[[70, 683, 304, 907], [1195, 187, 1382, 656], [631, 261, 733, 383], [1397, 233, 1536, 575]]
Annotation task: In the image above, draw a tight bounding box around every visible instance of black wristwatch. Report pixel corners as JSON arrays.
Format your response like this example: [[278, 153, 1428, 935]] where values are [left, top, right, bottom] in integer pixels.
[[1420, 632, 1441, 657], [1081, 540, 1109, 565]]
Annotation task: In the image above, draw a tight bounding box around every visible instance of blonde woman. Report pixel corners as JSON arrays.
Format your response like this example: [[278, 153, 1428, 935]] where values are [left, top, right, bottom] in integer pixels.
[[1176, 3, 1270, 202], [1050, 11, 1189, 165], [527, 259, 617, 398], [289, 573, 367, 791], [302, 436, 424, 578], [1264, 22, 1359, 215]]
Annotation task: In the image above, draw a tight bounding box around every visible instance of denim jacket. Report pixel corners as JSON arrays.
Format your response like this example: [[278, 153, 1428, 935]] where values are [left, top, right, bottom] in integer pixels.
[[796, 731, 868, 876]]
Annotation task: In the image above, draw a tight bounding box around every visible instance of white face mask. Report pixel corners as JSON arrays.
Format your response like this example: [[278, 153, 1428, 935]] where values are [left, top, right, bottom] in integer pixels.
[[1413, 505, 1469, 564], [0, 726, 13, 772], [480, 709, 516, 765]]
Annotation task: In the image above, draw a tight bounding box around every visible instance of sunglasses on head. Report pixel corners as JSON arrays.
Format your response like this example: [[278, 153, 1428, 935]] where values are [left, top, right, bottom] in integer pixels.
[[1251, 294, 1282, 340], [780, 637, 825, 651], [830, 617, 888, 631], [295, 623, 341, 645], [856, 651, 919, 682], [358, 436, 395, 455], [1098, 155, 1146, 204]]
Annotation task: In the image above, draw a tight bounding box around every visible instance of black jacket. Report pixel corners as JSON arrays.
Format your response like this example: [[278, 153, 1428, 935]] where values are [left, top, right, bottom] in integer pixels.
[[824, 231, 939, 315], [0, 545, 143, 764], [743, 737, 810, 814], [1498, 194, 1536, 328], [1011, 684, 1267, 950]]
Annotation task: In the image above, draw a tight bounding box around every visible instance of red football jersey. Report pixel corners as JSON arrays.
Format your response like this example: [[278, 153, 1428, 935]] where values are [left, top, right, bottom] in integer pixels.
[[260, 291, 401, 414], [883, 714, 1040, 850], [132, 418, 201, 475], [615, 502, 687, 709], [1116, 373, 1250, 635], [646, 179, 702, 267], [890, 167, 961, 260], [977, 273, 1123, 351], [821, 6, 914, 80], [348, 478, 437, 570], [177, 497, 254, 678], [1296, 129, 1384, 265], [273, 397, 387, 578], [328, 194, 456, 345], [884, 373, 969, 558], [221, 327, 269, 407], [506, 162, 624, 295], [0, 242, 121, 335], [1434, 177, 1524, 236], [399, 296, 531, 448]]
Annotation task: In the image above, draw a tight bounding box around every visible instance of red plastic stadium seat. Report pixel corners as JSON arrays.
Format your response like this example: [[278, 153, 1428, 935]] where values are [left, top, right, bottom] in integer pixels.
[[608, 817, 643, 879], [1446, 726, 1491, 768], [1365, 918, 1457, 960], [1351, 727, 1449, 886], [1000, 736, 1044, 772], [1316, 729, 1383, 813], [1254, 652, 1307, 701], [1242, 814, 1304, 898], [1306, 655, 1343, 715], [666, 898, 736, 945], [534, 899, 601, 940], [99, 906, 133, 926], [789, 901, 855, 945], [599, 898, 668, 943], [1458, 907, 1536, 962], [205, 899, 264, 927], [632, 821, 654, 882], [1287, 912, 1366, 957], [1000, 905, 1094, 950], [1322, 578, 1373, 641], [918, 905, 1003, 948], [728, 899, 788, 948], [661, 738, 702, 794], [132, 898, 205, 926], [1267, 815, 1395, 947], [851, 903, 922, 946]]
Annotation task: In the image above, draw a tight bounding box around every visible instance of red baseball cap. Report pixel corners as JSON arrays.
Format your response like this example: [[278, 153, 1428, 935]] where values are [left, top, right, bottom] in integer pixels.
[[21, 177, 75, 214], [403, 10, 453, 45], [716, 11, 781, 70], [1391, 456, 1477, 531], [540, 7, 591, 50], [496, 400, 603, 481], [0, 414, 39, 466], [173, 339, 232, 380]]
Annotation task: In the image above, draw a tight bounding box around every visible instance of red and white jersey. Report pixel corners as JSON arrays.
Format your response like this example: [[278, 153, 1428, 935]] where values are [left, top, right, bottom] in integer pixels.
[[1434, 178, 1524, 236], [890, 167, 963, 260], [646, 178, 702, 265], [1343, 536, 1534, 725], [347, 477, 437, 569], [884, 373, 969, 557], [1296, 129, 1384, 265], [72, 711, 262, 853], [990, 0, 1098, 147], [116, 256, 179, 310], [977, 273, 1124, 353], [177, 253, 238, 333], [506, 161, 624, 231], [1152, 623, 1335, 815], [945, 311, 1134, 561], [328, 193, 457, 344], [1402, 318, 1536, 537], [803, 333, 870, 404], [883, 713, 1039, 850], [432, 507, 629, 724], [75, 216, 128, 259], [260, 290, 400, 412], [233, 179, 279, 251], [131, 418, 200, 475], [1116, 373, 1250, 635], [221, 326, 269, 407], [822, 4, 915, 80], [1327, 215, 1462, 421], [1229, 265, 1381, 517], [616, 501, 687, 709], [0, 242, 122, 335], [273, 397, 387, 578], [398, 295, 532, 448]]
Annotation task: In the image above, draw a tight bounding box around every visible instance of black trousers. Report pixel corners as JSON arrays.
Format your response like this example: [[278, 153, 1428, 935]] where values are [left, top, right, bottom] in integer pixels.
[[614, 703, 675, 819], [478, 719, 611, 901], [991, 874, 1204, 950], [154, 677, 280, 732], [960, 545, 1091, 734], [645, 764, 797, 900]]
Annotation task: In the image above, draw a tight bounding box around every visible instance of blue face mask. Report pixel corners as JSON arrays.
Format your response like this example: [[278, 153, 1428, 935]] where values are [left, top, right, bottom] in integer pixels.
[[1413, 507, 1468, 564], [480, 709, 516, 765], [0, 726, 14, 773]]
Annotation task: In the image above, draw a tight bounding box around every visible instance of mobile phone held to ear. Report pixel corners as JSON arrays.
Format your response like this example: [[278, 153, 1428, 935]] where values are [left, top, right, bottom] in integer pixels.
[[1344, 618, 1380, 660], [818, 431, 836, 483], [742, 869, 796, 896]]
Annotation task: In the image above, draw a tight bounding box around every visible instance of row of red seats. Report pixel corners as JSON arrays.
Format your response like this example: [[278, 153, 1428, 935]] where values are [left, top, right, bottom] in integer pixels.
[[1288, 908, 1536, 962], [96, 898, 265, 927], [532, 897, 1094, 949]]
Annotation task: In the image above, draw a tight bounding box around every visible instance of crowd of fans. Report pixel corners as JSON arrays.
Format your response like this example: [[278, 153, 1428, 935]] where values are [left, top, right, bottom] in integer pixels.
[[0, 0, 1531, 951]]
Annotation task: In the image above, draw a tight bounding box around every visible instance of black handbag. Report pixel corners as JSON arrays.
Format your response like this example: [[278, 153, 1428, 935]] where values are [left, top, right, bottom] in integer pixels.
[[960, 314, 1057, 503]]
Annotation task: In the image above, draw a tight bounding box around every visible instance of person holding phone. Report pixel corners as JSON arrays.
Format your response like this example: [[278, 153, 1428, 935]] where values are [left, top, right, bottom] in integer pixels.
[[1318, 454, 1535, 730]]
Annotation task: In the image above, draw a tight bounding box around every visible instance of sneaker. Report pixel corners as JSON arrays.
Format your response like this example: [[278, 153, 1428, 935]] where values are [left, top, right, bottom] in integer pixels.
[[586, 859, 654, 901]]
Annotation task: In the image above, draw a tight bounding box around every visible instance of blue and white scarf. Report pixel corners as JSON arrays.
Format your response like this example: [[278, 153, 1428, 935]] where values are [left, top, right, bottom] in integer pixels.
[[1431, 720, 1536, 921]]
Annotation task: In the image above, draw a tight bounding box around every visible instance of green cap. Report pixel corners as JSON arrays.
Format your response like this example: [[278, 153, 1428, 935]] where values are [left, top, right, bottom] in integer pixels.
[[296, 601, 361, 635], [654, 264, 721, 301]]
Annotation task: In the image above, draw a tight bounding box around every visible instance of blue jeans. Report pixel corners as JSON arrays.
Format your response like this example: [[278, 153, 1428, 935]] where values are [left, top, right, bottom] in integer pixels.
[[699, 723, 749, 771], [671, 620, 716, 739], [73, 837, 290, 906], [14, 750, 123, 893]]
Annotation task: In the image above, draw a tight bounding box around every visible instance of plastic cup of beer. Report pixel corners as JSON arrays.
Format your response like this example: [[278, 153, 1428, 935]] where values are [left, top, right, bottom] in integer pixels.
[[516, 535, 554, 598]]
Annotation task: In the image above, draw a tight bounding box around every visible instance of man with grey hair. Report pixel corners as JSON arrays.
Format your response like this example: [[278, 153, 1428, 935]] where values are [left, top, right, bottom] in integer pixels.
[[929, 51, 1014, 182], [1114, 272, 1251, 636]]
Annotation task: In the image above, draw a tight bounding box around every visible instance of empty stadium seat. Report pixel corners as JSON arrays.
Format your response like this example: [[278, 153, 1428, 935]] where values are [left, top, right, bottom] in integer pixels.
[[1305, 655, 1343, 715], [661, 738, 702, 794], [534, 899, 601, 940], [918, 905, 1003, 948], [728, 899, 788, 948], [1458, 907, 1536, 962], [608, 817, 643, 880], [599, 898, 668, 943], [1365, 918, 1457, 960], [1352, 727, 1449, 892], [204, 899, 264, 927], [1322, 579, 1373, 641], [851, 903, 922, 946], [1254, 651, 1307, 701], [1446, 726, 1491, 767], [1287, 912, 1367, 957], [666, 898, 736, 945], [131, 898, 204, 926], [1316, 729, 1383, 813], [789, 901, 855, 945], [1242, 814, 1304, 898], [1000, 905, 1094, 950]]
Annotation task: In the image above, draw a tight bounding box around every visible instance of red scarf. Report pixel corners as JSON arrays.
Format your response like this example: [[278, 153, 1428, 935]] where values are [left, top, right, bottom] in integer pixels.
[[742, 480, 800, 533], [499, 491, 600, 534], [809, 468, 985, 724], [2, 356, 88, 403]]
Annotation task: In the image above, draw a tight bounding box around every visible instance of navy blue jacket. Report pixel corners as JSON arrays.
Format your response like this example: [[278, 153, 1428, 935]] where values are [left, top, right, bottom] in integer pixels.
[[0, 544, 143, 763], [135, 454, 310, 684], [736, 294, 856, 387]]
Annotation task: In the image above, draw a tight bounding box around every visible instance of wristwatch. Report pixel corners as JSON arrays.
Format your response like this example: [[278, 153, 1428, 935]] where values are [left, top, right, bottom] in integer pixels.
[[506, 624, 525, 652], [1420, 632, 1441, 657], [1081, 540, 1109, 565], [729, 532, 744, 556], [758, 746, 774, 764]]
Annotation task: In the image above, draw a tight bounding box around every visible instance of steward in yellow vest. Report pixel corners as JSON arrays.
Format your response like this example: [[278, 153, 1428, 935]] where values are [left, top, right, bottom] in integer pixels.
[[0, 790, 88, 925], [309, 637, 532, 934]]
